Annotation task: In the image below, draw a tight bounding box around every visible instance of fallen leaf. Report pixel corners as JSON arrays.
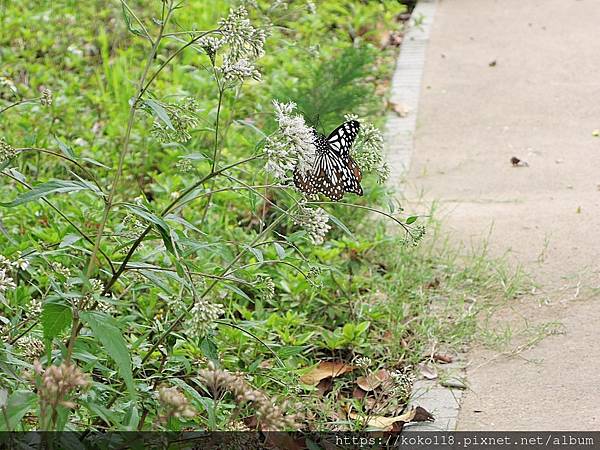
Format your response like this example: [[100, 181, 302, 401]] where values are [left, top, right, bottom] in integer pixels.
[[316, 378, 333, 397], [413, 406, 435, 422], [352, 386, 367, 400], [388, 101, 410, 117], [300, 361, 354, 385], [511, 156, 528, 167], [356, 369, 390, 391], [488, 60, 497, 67], [433, 353, 453, 364], [593, 129, 599, 137], [418, 363, 437, 380], [442, 377, 467, 389], [349, 408, 416, 431]]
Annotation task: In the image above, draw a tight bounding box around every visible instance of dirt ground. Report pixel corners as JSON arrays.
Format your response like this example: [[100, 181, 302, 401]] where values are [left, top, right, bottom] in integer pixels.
[[404, 0, 600, 430]]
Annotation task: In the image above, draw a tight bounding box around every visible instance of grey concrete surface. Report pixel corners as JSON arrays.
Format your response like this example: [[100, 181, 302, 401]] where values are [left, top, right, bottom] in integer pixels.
[[403, 0, 600, 430]]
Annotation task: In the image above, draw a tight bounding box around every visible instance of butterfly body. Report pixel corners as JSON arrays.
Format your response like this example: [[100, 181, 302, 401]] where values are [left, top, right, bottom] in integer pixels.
[[294, 120, 363, 201]]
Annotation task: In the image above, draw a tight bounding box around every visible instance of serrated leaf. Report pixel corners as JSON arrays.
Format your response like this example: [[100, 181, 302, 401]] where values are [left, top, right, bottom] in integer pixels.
[[144, 99, 175, 130], [0, 180, 100, 207], [81, 311, 136, 400], [41, 301, 73, 345]]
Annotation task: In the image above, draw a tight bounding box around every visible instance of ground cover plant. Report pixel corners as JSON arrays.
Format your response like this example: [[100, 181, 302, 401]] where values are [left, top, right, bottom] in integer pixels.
[[0, 0, 521, 434]]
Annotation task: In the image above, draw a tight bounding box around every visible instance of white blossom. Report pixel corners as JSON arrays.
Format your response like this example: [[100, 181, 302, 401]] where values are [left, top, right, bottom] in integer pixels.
[[293, 203, 331, 245], [265, 101, 316, 181], [220, 56, 261, 82], [0, 269, 16, 293], [344, 114, 389, 183]]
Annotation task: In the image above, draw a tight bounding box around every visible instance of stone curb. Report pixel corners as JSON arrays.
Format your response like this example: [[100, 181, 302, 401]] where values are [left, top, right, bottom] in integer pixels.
[[384, 0, 465, 432]]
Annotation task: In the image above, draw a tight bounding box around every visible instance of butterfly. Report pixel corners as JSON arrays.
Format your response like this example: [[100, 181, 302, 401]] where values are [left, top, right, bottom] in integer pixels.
[[293, 120, 363, 201]]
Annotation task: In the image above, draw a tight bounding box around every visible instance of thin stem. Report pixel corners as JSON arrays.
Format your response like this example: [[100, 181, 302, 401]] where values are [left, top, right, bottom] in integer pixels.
[[0, 97, 41, 115], [66, 4, 173, 363]]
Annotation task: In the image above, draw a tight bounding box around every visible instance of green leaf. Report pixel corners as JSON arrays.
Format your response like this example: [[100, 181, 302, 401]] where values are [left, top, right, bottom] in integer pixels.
[[81, 311, 136, 400], [327, 213, 354, 239], [144, 99, 175, 130], [0, 390, 36, 431], [54, 136, 76, 158], [59, 234, 82, 248], [0, 180, 100, 207], [406, 216, 418, 225], [199, 337, 219, 363], [125, 204, 175, 254], [273, 242, 286, 260], [245, 245, 263, 263], [41, 301, 73, 346]]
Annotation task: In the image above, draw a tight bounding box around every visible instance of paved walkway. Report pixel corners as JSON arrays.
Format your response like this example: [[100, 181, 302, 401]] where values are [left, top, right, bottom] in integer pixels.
[[404, 0, 600, 430]]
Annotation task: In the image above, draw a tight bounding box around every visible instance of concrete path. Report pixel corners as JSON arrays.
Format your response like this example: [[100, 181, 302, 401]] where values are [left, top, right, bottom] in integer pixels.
[[404, 0, 600, 430]]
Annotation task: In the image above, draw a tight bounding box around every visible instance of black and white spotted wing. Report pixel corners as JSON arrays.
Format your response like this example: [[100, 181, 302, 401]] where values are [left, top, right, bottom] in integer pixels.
[[293, 120, 363, 201]]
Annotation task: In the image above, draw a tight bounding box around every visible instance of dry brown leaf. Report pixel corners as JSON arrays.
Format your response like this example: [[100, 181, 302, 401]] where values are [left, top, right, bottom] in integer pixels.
[[433, 353, 453, 364], [418, 363, 438, 380], [348, 408, 416, 431], [388, 101, 410, 117], [352, 386, 367, 400], [300, 361, 354, 385], [413, 406, 435, 422], [316, 378, 333, 397], [356, 369, 391, 391]]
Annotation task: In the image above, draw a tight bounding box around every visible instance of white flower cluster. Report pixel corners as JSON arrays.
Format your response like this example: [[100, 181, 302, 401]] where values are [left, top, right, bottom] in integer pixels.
[[219, 6, 266, 60], [221, 55, 261, 82], [265, 101, 316, 181], [344, 114, 389, 183], [293, 203, 331, 245], [210, 6, 267, 84], [187, 297, 225, 340], [0, 253, 28, 294], [0, 137, 17, 164]]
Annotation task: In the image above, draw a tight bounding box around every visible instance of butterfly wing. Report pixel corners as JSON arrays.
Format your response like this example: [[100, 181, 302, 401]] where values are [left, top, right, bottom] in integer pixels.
[[326, 120, 360, 160], [293, 120, 363, 201]]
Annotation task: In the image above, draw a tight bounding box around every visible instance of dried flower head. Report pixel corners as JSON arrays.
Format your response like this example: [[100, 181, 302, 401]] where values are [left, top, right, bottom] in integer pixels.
[[32, 361, 90, 415], [157, 385, 196, 420], [265, 101, 316, 181], [293, 203, 331, 245], [40, 87, 53, 106], [198, 361, 299, 430], [0, 138, 16, 164]]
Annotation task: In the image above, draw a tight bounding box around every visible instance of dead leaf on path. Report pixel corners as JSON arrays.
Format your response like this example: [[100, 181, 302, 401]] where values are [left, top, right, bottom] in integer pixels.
[[488, 60, 497, 67], [510, 156, 528, 167], [413, 406, 435, 422], [316, 378, 333, 397], [388, 101, 410, 117], [433, 353, 453, 364], [418, 363, 437, 380], [352, 386, 367, 400], [300, 361, 354, 385], [348, 408, 416, 431], [356, 369, 391, 391]]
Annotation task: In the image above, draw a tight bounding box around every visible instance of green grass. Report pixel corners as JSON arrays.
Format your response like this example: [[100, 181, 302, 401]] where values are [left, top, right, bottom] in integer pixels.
[[0, 0, 525, 432]]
